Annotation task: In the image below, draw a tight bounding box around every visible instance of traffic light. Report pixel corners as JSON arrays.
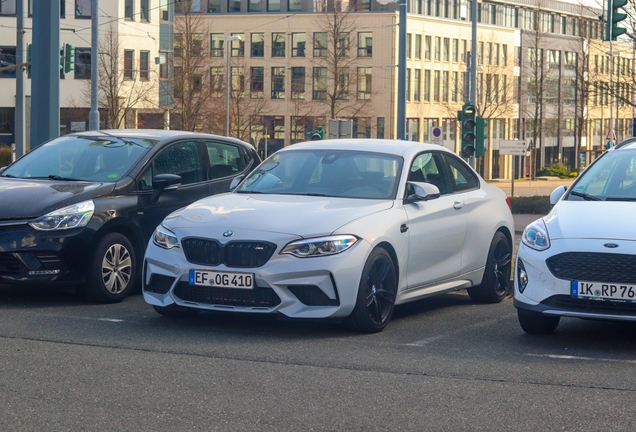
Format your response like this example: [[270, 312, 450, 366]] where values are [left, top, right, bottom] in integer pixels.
[[460, 103, 476, 158], [607, 0, 627, 41], [306, 126, 325, 140], [59, 46, 64, 72], [476, 116, 488, 157], [26, 43, 32, 74], [64, 44, 75, 73]]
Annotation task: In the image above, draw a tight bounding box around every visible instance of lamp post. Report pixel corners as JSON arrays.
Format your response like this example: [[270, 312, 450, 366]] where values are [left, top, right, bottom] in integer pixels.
[[378, 0, 407, 140], [225, 35, 242, 137]]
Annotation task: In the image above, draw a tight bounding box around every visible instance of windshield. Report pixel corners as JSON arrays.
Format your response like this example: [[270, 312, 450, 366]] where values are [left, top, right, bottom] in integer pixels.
[[568, 149, 636, 201], [237, 150, 403, 199], [2, 135, 156, 182]]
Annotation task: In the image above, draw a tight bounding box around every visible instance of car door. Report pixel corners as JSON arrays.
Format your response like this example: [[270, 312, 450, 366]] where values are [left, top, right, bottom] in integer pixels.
[[136, 140, 209, 243], [203, 140, 247, 195], [440, 153, 488, 275], [403, 151, 468, 288]]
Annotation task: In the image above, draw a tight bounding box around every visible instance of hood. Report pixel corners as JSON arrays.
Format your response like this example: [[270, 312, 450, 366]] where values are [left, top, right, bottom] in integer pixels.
[[163, 193, 394, 237], [544, 200, 636, 241], [0, 178, 115, 220]]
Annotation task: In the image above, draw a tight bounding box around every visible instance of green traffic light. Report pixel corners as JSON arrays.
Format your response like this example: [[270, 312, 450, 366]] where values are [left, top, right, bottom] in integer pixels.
[[461, 103, 476, 157], [607, 0, 628, 41]]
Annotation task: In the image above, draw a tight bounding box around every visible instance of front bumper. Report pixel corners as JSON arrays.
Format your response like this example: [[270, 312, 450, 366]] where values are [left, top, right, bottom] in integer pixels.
[[514, 238, 636, 322], [143, 234, 371, 319], [0, 222, 90, 285]]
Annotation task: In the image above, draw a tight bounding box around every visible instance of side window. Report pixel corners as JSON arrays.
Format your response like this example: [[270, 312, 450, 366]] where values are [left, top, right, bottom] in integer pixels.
[[205, 141, 243, 179], [408, 152, 452, 195], [443, 154, 479, 192], [152, 141, 202, 186]]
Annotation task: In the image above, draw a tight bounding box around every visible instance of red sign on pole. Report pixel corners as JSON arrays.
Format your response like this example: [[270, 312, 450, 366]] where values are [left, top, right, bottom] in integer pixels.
[[606, 129, 616, 141]]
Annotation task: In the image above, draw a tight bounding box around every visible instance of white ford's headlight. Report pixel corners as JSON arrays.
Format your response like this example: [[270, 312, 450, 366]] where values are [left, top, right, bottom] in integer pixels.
[[281, 235, 358, 258], [153, 225, 180, 249], [522, 219, 550, 251], [29, 200, 95, 231]]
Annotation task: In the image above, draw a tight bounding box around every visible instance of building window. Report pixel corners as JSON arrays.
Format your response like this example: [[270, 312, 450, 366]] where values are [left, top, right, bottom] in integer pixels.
[[357, 67, 372, 100], [160, 0, 169, 19], [208, 0, 221, 13], [547, 50, 560, 70], [125, 0, 134, 19], [271, 67, 285, 99], [74, 47, 91, 79], [452, 39, 458, 62], [443, 38, 449, 61], [231, 66, 244, 95], [210, 67, 224, 97], [250, 67, 264, 98], [140, 50, 149, 80], [268, 0, 280, 11], [433, 70, 440, 102], [228, 0, 240, 11], [338, 33, 350, 57], [251, 33, 264, 57], [231, 34, 245, 57], [434, 37, 440, 61], [451, 71, 458, 102], [358, 32, 372, 57], [291, 67, 306, 99], [272, 33, 285, 57], [337, 68, 349, 100], [406, 34, 412, 59], [124, 50, 134, 80], [354, 118, 371, 139], [414, 69, 421, 101], [0, 0, 16, 15], [289, 0, 302, 11], [140, 0, 149, 20], [406, 69, 411, 101], [423, 69, 430, 101], [415, 35, 422, 60], [314, 32, 327, 57], [210, 34, 224, 57], [377, 117, 384, 139], [313, 67, 327, 100], [192, 34, 204, 57], [424, 36, 431, 60], [174, 34, 184, 58], [249, 0, 261, 11], [0, 46, 16, 78], [292, 33, 306, 57]]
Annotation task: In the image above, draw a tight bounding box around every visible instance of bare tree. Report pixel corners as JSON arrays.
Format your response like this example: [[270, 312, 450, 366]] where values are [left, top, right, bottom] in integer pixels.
[[227, 63, 268, 142]]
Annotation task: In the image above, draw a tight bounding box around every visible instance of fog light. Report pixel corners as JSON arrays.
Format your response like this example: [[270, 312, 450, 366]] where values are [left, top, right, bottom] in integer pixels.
[[28, 270, 61, 275], [517, 259, 528, 293]]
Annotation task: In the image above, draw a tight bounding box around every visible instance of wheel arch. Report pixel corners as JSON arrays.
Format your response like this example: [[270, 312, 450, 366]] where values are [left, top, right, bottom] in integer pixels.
[[375, 241, 400, 283], [95, 219, 145, 264]]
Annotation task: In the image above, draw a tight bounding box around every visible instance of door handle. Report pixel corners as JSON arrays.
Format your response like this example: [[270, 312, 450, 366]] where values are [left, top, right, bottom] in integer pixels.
[[453, 201, 465, 210]]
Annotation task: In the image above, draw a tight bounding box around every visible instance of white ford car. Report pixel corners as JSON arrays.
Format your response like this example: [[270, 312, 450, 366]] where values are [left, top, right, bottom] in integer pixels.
[[143, 139, 514, 332], [515, 139, 636, 334]]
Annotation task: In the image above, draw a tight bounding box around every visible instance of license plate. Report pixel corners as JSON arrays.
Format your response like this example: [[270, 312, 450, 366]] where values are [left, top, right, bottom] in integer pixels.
[[189, 270, 254, 289], [571, 280, 636, 301]]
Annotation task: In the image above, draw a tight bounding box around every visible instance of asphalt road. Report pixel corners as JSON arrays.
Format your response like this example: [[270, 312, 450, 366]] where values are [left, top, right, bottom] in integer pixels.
[[0, 286, 635, 431]]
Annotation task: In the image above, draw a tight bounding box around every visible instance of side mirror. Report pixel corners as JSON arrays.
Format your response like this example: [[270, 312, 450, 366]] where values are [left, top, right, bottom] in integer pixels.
[[405, 181, 441, 203], [229, 174, 246, 192], [151, 174, 181, 203], [549, 185, 567, 205]]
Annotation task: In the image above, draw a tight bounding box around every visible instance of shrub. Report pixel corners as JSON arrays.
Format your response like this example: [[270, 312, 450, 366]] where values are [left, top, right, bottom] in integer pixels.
[[510, 196, 552, 214], [537, 163, 573, 179], [0, 145, 12, 168]]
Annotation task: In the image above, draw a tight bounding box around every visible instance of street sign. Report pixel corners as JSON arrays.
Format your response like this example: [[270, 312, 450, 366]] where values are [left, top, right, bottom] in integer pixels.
[[499, 140, 527, 156], [431, 126, 442, 143], [606, 129, 616, 141]]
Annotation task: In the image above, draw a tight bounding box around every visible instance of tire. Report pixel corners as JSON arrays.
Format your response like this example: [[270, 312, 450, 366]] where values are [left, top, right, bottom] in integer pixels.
[[84, 232, 136, 303], [153, 304, 201, 318], [468, 231, 512, 303], [346, 247, 398, 333], [517, 309, 560, 335]]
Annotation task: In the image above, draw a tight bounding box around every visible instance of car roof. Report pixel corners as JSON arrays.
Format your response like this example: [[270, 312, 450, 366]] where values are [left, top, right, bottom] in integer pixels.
[[66, 129, 253, 148], [279, 139, 452, 158], [614, 137, 636, 150]]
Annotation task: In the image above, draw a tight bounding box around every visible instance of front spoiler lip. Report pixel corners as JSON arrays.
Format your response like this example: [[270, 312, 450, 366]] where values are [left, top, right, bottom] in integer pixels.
[[514, 298, 636, 322]]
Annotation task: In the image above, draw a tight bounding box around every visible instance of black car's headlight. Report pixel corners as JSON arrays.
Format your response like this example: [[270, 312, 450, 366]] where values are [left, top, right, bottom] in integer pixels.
[[29, 200, 95, 231], [522, 219, 550, 251], [153, 225, 180, 249], [281, 235, 358, 258]]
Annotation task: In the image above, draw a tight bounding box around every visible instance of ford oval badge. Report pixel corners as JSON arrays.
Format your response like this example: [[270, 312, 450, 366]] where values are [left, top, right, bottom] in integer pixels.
[[604, 243, 619, 249], [223, 230, 234, 237]]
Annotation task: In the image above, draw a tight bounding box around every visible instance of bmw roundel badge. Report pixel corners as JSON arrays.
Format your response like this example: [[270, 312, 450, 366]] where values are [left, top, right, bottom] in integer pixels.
[[223, 230, 234, 237]]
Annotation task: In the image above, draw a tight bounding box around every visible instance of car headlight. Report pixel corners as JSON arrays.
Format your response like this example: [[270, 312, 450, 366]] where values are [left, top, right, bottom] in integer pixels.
[[153, 225, 180, 249], [29, 200, 95, 231], [281, 235, 358, 258], [522, 219, 550, 251]]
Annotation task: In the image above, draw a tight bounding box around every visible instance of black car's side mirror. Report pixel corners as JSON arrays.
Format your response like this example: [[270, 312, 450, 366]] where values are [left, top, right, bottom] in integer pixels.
[[404, 181, 441, 204], [229, 174, 246, 192], [151, 174, 182, 203]]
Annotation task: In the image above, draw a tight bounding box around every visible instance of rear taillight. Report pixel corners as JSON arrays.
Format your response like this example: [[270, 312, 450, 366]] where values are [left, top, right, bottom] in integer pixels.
[[505, 196, 512, 210]]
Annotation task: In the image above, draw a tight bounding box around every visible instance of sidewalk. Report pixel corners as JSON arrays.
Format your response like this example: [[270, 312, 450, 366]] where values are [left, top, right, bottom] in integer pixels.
[[488, 178, 575, 197]]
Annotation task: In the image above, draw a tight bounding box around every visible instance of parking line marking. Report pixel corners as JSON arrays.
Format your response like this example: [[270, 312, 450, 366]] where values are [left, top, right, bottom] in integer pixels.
[[525, 353, 636, 364]]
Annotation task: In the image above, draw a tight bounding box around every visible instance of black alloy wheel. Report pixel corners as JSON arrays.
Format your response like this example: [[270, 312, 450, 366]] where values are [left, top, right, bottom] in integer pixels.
[[468, 231, 512, 303], [348, 247, 398, 333]]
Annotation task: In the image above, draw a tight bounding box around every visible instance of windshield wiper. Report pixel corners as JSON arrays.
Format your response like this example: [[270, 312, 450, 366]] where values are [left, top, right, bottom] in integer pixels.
[[0, 173, 16, 178], [27, 175, 84, 181], [605, 197, 636, 201], [570, 191, 602, 201]]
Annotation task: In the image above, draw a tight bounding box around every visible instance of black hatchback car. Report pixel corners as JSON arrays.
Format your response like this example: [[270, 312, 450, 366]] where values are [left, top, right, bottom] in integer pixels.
[[0, 130, 260, 303]]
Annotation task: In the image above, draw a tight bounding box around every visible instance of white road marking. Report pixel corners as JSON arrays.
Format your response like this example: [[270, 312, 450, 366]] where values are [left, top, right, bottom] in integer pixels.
[[525, 353, 636, 364]]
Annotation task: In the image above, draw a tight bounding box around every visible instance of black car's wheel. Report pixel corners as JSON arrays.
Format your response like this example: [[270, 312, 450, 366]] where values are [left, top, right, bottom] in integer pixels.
[[468, 231, 511, 303], [347, 247, 397, 333], [85, 233, 136, 303], [153, 304, 201, 318], [517, 309, 560, 334]]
